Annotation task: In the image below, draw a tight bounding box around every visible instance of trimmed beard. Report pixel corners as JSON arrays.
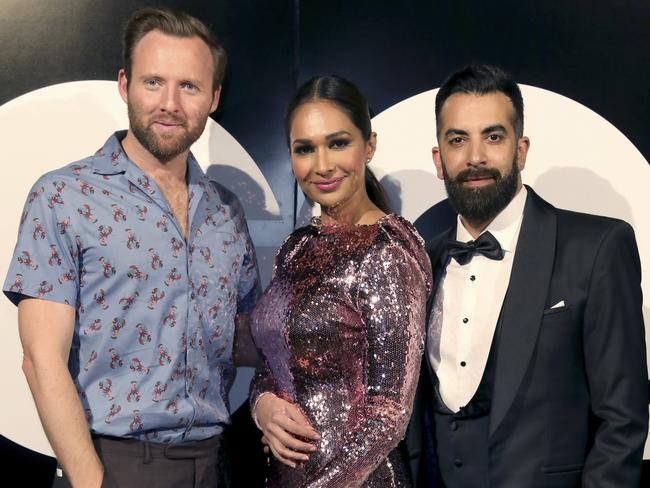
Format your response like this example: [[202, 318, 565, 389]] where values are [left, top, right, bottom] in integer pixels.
[[442, 155, 520, 227], [128, 103, 207, 163]]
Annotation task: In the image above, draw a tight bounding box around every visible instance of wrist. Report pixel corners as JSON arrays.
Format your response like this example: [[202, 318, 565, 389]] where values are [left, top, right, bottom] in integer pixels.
[[252, 391, 277, 430]]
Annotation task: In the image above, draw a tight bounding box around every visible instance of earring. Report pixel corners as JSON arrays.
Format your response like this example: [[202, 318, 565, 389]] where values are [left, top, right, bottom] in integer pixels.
[[365, 158, 371, 165]]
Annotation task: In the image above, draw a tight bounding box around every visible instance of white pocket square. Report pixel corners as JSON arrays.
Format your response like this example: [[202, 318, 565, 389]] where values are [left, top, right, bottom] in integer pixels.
[[550, 300, 565, 309]]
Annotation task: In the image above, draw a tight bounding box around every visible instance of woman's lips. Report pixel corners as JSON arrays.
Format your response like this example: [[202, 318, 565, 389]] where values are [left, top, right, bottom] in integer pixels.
[[313, 177, 344, 191]]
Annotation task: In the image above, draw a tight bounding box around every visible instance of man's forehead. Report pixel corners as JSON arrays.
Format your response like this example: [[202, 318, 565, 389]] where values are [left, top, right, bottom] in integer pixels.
[[131, 30, 211, 61], [438, 92, 516, 128]]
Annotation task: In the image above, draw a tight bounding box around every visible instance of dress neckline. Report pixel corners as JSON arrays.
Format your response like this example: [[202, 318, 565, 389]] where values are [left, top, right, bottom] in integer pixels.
[[309, 213, 394, 230]]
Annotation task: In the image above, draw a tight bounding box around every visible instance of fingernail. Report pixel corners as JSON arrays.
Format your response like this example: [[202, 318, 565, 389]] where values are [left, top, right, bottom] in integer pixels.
[[309, 445, 317, 452]]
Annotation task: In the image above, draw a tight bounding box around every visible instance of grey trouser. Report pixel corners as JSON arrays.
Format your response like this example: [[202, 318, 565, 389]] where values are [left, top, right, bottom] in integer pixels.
[[52, 435, 221, 488]]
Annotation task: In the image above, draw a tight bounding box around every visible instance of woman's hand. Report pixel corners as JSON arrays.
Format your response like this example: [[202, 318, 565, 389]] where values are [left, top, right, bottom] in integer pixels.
[[255, 393, 320, 468]]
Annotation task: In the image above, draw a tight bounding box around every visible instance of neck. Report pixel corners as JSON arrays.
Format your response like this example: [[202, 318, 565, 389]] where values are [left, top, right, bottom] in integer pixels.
[[121, 130, 188, 183], [459, 216, 492, 240], [320, 196, 382, 226]]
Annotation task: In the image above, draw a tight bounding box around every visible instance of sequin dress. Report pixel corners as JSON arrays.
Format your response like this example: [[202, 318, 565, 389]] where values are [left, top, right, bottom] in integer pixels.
[[250, 214, 432, 487]]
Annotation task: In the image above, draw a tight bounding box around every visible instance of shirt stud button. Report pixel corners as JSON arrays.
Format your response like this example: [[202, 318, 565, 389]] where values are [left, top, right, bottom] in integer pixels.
[[462, 317, 469, 324], [460, 361, 466, 367], [470, 275, 476, 281]]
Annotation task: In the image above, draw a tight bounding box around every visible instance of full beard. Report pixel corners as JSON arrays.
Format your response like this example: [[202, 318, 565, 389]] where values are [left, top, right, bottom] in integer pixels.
[[442, 155, 520, 227], [128, 104, 207, 163]]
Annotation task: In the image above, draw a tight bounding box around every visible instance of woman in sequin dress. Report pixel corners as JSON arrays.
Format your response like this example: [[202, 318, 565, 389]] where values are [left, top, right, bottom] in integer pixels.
[[250, 75, 432, 487]]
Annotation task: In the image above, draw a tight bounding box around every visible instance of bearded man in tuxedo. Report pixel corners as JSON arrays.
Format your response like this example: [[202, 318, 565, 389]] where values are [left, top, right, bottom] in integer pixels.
[[406, 64, 648, 488]]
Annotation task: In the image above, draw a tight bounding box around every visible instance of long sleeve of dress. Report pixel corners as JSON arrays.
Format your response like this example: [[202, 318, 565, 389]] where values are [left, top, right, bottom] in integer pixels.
[[249, 243, 290, 419], [249, 359, 279, 428], [304, 241, 431, 487]]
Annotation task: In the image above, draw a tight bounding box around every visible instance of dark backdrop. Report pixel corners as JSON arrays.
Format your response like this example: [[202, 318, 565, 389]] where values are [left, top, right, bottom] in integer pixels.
[[1, 0, 648, 485]]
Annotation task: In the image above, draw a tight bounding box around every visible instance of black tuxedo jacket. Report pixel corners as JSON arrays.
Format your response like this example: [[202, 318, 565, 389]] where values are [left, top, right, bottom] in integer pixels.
[[406, 187, 648, 487]]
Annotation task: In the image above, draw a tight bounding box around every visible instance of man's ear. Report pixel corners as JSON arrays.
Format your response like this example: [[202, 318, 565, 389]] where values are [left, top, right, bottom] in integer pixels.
[[432, 146, 444, 180], [210, 86, 222, 113], [516, 136, 530, 172], [118, 69, 129, 104]]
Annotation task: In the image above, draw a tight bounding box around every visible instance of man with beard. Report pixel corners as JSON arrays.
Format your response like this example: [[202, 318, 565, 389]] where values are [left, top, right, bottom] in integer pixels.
[[406, 64, 648, 487], [3, 7, 260, 488]]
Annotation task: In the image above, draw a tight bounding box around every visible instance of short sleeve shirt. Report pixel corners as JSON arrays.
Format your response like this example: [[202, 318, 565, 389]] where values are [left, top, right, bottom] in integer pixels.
[[3, 131, 261, 442]]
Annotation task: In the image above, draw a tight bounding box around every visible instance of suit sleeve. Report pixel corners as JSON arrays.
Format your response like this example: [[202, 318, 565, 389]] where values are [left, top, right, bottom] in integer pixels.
[[582, 221, 648, 487], [304, 241, 431, 487]]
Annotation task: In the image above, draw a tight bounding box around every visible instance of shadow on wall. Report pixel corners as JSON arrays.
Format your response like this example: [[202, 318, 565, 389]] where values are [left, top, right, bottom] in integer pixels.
[[380, 172, 403, 215], [532, 167, 635, 228], [379, 170, 454, 242], [413, 200, 456, 243], [205, 164, 277, 220], [295, 197, 313, 229]]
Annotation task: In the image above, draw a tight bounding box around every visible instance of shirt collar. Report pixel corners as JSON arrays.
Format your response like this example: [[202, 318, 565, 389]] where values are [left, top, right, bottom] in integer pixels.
[[456, 186, 527, 252], [90, 130, 130, 175], [91, 131, 205, 175], [90, 131, 216, 209]]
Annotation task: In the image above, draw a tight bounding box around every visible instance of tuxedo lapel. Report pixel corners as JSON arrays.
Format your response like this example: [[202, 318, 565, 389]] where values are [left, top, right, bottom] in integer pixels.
[[489, 188, 557, 436], [425, 226, 455, 320]]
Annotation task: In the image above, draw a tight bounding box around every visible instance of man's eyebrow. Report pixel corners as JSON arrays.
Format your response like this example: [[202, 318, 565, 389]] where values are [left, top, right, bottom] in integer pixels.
[[138, 72, 161, 80], [443, 128, 468, 137], [482, 124, 508, 135]]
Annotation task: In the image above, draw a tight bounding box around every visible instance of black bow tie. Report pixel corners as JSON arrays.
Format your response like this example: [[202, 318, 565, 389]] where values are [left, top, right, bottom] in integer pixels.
[[446, 231, 505, 265]]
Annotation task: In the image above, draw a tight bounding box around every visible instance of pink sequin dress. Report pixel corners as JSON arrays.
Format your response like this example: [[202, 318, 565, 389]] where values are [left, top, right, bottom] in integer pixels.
[[250, 214, 432, 487]]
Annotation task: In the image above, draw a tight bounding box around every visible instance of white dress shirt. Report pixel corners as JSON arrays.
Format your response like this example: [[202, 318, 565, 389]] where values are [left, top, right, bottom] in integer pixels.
[[427, 187, 527, 412]]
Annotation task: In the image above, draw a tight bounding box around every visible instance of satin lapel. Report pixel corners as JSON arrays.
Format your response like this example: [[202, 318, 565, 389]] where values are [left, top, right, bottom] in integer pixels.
[[489, 188, 556, 436]]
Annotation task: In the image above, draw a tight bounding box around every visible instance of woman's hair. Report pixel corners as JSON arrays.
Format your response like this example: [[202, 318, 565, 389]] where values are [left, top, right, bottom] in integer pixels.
[[285, 75, 390, 214]]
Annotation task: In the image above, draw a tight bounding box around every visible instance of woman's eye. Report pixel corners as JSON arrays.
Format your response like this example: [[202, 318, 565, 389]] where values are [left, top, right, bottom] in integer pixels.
[[293, 145, 313, 155], [329, 139, 350, 149]]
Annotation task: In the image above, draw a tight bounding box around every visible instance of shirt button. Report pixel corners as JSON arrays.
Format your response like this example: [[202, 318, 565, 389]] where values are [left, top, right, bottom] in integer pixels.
[[460, 361, 466, 367], [190, 292, 196, 299], [450, 420, 458, 431], [470, 275, 476, 281], [462, 317, 469, 324], [454, 459, 463, 468]]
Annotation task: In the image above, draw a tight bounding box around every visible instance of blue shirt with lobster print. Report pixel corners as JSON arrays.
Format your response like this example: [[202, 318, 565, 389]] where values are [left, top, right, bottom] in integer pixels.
[[3, 131, 261, 442]]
